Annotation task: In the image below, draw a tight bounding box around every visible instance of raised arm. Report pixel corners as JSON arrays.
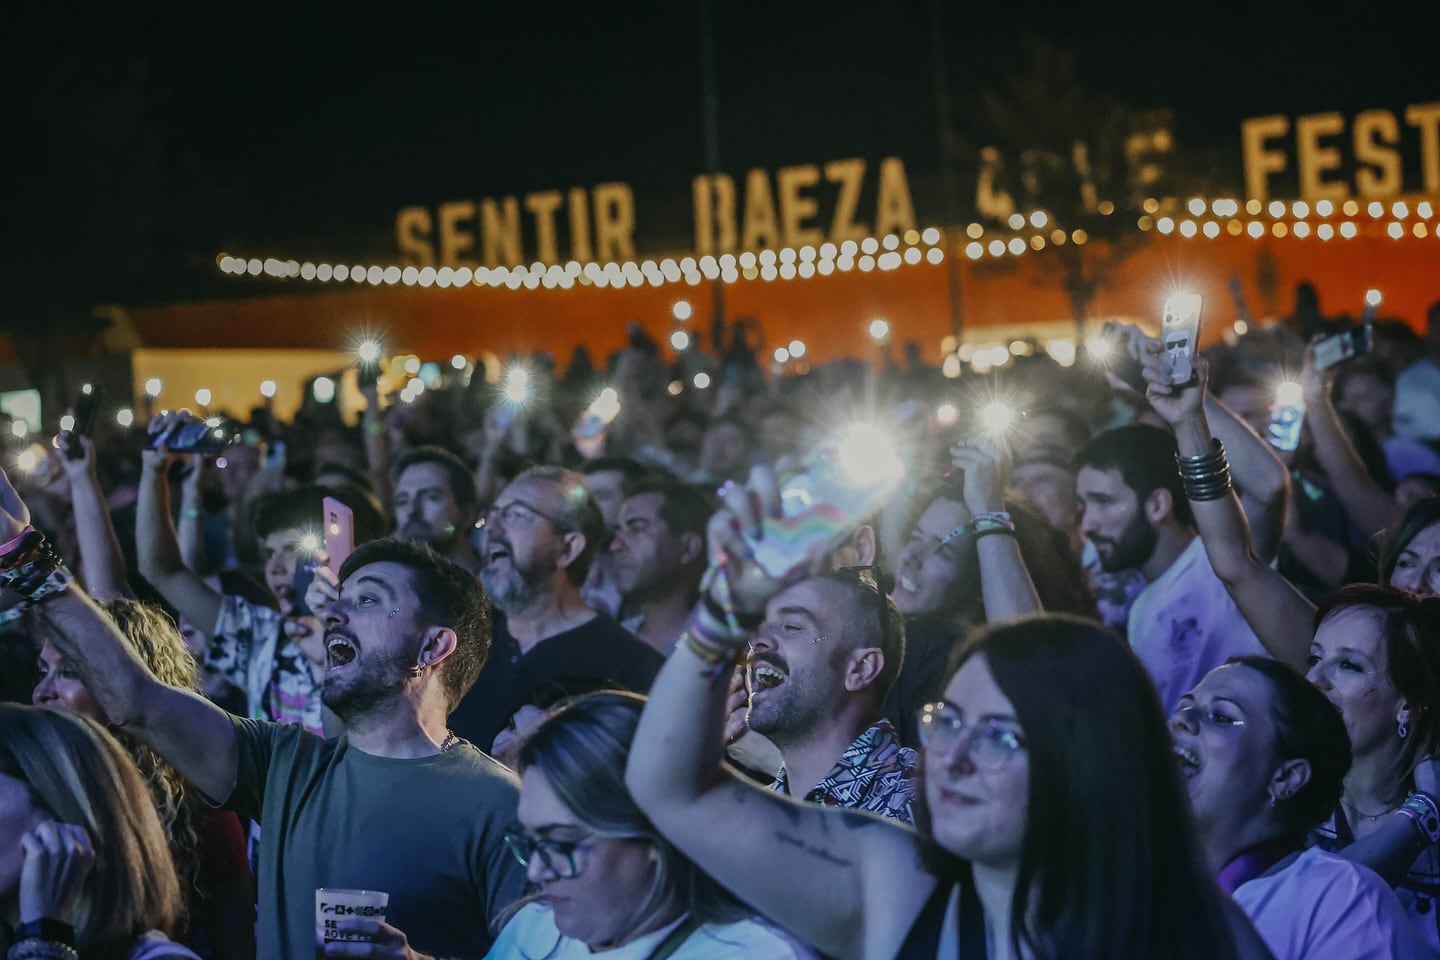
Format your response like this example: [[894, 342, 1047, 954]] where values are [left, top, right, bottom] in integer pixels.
[[1141, 354, 1316, 670], [1202, 391, 1290, 563], [947, 435, 1042, 621], [359, 378, 392, 508], [176, 455, 209, 575], [0, 467, 238, 802], [135, 415, 224, 634], [57, 435, 133, 601], [1301, 342, 1402, 539], [626, 471, 937, 960]]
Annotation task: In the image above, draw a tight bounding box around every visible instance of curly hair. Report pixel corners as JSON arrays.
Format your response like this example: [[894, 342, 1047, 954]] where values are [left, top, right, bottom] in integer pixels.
[[98, 600, 207, 922]]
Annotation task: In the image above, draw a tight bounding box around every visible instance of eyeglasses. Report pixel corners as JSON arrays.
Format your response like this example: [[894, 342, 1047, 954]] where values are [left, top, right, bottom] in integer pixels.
[[503, 828, 593, 879], [479, 499, 571, 534], [916, 701, 1026, 771]]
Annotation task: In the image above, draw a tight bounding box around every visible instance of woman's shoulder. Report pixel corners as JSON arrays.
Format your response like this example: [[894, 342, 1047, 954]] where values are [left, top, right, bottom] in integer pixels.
[[684, 917, 821, 959], [127, 931, 201, 960]]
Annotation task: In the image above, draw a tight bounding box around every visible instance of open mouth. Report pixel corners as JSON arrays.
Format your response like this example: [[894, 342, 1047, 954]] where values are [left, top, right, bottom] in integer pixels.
[[1173, 744, 1201, 776], [485, 544, 512, 567], [750, 662, 786, 693], [326, 633, 358, 671]]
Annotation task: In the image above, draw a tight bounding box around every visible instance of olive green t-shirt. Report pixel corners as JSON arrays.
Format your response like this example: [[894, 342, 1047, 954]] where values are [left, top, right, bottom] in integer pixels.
[[221, 716, 525, 960]]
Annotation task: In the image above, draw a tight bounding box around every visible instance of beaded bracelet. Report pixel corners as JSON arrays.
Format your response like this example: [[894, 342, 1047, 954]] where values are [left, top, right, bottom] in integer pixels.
[[1398, 791, 1440, 848], [0, 534, 72, 603], [7, 939, 80, 960]]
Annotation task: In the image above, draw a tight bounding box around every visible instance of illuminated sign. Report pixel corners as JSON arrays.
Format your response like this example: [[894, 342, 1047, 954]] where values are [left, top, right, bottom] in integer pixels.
[[395, 158, 916, 269], [1241, 102, 1440, 203]]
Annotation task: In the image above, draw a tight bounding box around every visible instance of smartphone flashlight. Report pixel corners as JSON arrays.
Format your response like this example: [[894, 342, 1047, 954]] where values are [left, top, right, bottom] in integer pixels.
[[503, 367, 532, 405], [979, 402, 1016, 435]]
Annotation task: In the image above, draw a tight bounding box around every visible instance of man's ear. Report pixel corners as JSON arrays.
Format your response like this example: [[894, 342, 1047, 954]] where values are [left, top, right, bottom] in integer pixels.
[[1143, 487, 1173, 525], [843, 648, 884, 694], [557, 531, 587, 572], [419, 626, 459, 671], [678, 531, 704, 567], [831, 524, 877, 569]]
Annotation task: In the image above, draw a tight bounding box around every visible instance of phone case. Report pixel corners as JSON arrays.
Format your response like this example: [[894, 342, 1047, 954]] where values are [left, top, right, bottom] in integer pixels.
[[1313, 327, 1372, 372], [323, 497, 356, 571], [1161, 294, 1203, 384]]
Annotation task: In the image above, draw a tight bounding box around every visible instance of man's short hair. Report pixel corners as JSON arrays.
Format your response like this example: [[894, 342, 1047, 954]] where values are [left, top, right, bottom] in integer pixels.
[[512, 466, 606, 586], [338, 538, 491, 712], [578, 456, 652, 489], [393, 446, 478, 510], [625, 477, 714, 542], [821, 569, 906, 708], [1073, 424, 1192, 527], [1026, 403, 1093, 452]]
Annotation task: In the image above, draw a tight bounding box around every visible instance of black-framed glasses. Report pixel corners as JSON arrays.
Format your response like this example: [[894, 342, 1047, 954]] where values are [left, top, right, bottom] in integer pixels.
[[916, 701, 1026, 772], [479, 499, 571, 534], [503, 828, 592, 879]]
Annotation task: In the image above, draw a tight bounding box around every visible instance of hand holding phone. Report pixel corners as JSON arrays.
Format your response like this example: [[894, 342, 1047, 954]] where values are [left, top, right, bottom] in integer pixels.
[[1312, 325, 1372, 372], [59, 386, 103, 461], [145, 414, 236, 455]]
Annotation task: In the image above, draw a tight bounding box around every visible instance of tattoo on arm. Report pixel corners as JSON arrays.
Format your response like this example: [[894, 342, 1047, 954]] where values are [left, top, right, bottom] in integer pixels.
[[774, 831, 855, 868]]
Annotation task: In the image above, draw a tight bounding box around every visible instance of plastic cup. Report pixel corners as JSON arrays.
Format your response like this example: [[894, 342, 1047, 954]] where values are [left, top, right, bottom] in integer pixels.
[[315, 888, 389, 957]]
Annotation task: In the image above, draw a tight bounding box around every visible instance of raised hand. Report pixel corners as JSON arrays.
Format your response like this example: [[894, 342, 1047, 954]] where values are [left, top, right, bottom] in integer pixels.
[[708, 462, 792, 616], [947, 433, 1012, 516], [0, 464, 35, 543], [1143, 342, 1209, 429], [19, 821, 95, 925], [322, 918, 427, 959]]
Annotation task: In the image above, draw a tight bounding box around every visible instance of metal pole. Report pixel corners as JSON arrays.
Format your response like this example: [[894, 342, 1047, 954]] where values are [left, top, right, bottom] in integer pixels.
[[700, 0, 726, 353], [929, 0, 963, 343]]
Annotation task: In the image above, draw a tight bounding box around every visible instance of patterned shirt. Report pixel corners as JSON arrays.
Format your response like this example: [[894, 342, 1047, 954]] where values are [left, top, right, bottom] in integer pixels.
[[770, 719, 919, 825], [207, 594, 324, 735]]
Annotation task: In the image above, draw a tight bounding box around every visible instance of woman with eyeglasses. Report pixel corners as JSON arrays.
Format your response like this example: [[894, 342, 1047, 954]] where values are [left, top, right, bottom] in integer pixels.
[[483, 691, 814, 959], [1173, 656, 1424, 958], [627, 472, 1273, 959]]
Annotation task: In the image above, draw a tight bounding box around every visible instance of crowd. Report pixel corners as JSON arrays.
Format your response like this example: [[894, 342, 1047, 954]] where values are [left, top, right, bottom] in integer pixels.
[[1, 285, 1440, 959]]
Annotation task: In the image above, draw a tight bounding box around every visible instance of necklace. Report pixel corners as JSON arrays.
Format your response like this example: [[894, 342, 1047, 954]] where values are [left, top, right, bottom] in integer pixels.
[[440, 729, 462, 753], [1344, 795, 1400, 821]]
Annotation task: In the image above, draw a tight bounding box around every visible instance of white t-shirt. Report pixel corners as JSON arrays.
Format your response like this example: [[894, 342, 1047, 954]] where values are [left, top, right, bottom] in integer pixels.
[[1396, 359, 1440, 442], [484, 903, 818, 959], [1125, 535, 1267, 712], [1234, 848, 1428, 960]]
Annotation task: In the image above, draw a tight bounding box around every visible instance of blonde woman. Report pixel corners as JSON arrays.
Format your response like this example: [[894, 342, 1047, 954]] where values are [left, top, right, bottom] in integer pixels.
[[0, 703, 199, 959], [33, 601, 254, 960]]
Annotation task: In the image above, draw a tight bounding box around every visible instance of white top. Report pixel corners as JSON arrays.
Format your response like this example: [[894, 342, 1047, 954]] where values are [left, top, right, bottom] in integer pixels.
[[1125, 536, 1268, 713], [1234, 848, 1428, 960], [484, 903, 818, 959]]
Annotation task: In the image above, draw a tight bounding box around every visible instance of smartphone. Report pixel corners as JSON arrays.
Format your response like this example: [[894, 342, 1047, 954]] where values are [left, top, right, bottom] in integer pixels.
[[1160, 294, 1203, 384], [745, 428, 905, 580], [1268, 393, 1306, 452], [60, 386, 103, 460], [357, 359, 381, 390], [291, 554, 320, 618], [1099, 322, 1147, 393], [323, 496, 356, 571], [1313, 325, 1372, 372], [263, 439, 287, 471], [146, 417, 235, 455]]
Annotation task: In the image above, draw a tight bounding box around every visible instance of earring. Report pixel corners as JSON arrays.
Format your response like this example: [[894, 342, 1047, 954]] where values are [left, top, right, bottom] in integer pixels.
[[1399, 720, 1409, 740], [409, 663, 425, 678]]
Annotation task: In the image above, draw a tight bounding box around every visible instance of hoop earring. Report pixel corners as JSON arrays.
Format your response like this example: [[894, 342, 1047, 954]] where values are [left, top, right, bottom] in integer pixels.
[[1399, 720, 1409, 740]]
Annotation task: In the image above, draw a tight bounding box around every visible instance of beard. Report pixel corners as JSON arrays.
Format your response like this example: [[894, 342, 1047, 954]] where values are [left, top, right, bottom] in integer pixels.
[[322, 635, 416, 723], [746, 656, 830, 748], [1091, 508, 1158, 573], [480, 540, 559, 614]]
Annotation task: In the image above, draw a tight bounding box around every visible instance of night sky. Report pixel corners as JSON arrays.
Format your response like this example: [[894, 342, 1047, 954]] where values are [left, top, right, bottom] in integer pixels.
[[5, 5, 1436, 309]]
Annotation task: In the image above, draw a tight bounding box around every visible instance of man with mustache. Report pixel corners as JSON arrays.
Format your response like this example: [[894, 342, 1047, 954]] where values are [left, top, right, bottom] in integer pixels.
[[448, 466, 664, 755], [1075, 423, 1268, 712], [391, 446, 483, 575], [3, 446, 527, 960], [745, 570, 918, 825]]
